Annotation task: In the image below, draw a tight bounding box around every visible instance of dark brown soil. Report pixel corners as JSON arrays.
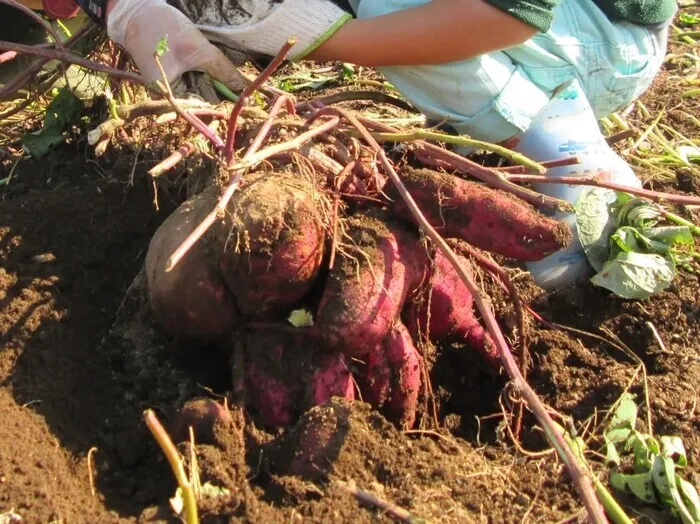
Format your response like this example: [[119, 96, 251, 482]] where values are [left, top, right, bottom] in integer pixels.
[[1, 35, 699, 524]]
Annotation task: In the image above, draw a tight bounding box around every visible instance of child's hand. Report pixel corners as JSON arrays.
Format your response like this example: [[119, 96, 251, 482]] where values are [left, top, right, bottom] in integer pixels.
[[106, 0, 248, 92]]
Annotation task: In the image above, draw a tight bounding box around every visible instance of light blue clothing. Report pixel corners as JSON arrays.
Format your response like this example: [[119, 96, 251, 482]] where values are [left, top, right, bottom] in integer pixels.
[[348, 0, 670, 144]]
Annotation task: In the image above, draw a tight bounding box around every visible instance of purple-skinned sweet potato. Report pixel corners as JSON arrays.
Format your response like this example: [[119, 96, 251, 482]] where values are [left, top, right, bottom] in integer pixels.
[[145, 187, 238, 339], [313, 212, 428, 357], [359, 322, 421, 430], [218, 171, 328, 320], [309, 353, 355, 407], [243, 328, 354, 428], [385, 167, 572, 261], [404, 251, 500, 368]]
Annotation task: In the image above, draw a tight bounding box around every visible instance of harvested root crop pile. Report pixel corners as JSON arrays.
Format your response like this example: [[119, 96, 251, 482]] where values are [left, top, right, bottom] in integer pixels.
[[143, 103, 573, 434], [127, 43, 634, 521]]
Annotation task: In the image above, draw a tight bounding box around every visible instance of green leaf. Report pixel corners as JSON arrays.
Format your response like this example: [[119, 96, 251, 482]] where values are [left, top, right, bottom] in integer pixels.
[[627, 431, 654, 471], [591, 251, 676, 299], [611, 227, 644, 254], [576, 187, 617, 271], [661, 436, 688, 467], [652, 456, 700, 524], [642, 227, 694, 248], [678, 478, 700, 522], [610, 471, 659, 504], [611, 226, 691, 256], [619, 199, 662, 229], [21, 87, 84, 159], [606, 441, 622, 466], [679, 12, 700, 25], [155, 35, 169, 57], [610, 393, 638, 430], [22, 129, 68, 160]]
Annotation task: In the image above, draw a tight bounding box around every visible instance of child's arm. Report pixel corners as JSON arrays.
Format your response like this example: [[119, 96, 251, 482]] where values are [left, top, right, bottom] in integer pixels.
[[307, 0, 538, 66]]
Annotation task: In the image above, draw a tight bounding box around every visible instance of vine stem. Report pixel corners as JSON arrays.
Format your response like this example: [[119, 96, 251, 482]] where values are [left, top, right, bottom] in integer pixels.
[[224, 38, 296, 164], [505, 173, 700, 206], [351, 117, 574, 214], [309, 106, 607, 524], [366, 129, 547, 174], [0, 40, 145, 85], [449, 239, 529, 439]]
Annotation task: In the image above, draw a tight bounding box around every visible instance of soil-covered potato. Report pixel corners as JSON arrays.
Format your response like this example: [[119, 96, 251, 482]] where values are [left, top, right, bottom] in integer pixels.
[[314, 211, 429, 357], [243, 328, 354, 428], [218, 171, 329, 320]]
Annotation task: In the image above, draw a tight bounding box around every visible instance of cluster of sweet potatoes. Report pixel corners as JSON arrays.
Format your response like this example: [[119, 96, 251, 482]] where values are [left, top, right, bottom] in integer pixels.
[[145, 150, 572, 430]]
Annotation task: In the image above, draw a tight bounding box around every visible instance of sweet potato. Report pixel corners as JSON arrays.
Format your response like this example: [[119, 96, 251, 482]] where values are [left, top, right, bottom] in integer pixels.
[[314, 212, 428, 357], [218, 171, 328, 319], [169, 398, 232, 444], [243, 329, 354, 428], [360, 322, 421, 430], [145, 187, 238, 339], [269, 398, 353, 480], [309, 353, 355, 407], [385, 167, 572, 261], [404, 251, 499, 368]]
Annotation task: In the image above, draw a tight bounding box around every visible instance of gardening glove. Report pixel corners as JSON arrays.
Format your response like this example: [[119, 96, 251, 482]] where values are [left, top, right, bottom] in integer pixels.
[[106, 0, 248, 93], [195, 0, 353, 62]]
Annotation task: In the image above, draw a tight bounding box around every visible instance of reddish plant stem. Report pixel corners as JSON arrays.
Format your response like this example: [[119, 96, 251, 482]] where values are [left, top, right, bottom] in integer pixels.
[[165, 115, 339, 271], [309, 106, 607, 524], [156, 83, 224, 150], [0, 40, 145, 86], [149, 143, 195, 178], [449, 239, 528, 440], [355, 117, 573, 214], [0, 51, 17, 64], [505, 173, 700, 206], [245, 95, 290, 154], [0, 24, 93, 100], [224, 38, 296, 164], [495, 157, 582, 174]]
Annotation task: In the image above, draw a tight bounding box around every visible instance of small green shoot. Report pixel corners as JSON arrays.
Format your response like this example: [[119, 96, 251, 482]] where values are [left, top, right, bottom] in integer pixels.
[[604, 394, 700, 523], [576, 189, 699, 299], [155, 35, 169, 57]]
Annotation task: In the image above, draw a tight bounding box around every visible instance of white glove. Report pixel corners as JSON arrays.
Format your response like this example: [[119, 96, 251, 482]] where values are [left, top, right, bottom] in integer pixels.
[[107, 0, 248, 92], [196, 0, 353, 61]]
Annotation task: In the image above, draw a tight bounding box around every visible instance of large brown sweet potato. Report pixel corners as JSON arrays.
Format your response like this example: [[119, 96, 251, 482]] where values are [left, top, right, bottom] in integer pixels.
[[386, 167, 572, 261], [145, 188, 238, 339]]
